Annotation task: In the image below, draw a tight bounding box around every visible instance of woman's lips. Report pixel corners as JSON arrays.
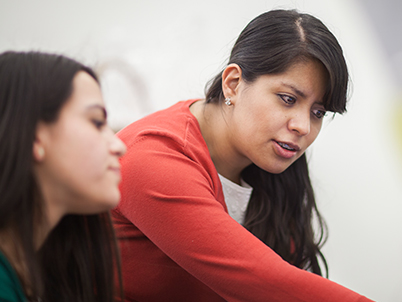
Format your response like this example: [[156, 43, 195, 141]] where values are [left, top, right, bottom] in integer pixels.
[[109, 166, 121, 176], [273, 140, 300, 159]]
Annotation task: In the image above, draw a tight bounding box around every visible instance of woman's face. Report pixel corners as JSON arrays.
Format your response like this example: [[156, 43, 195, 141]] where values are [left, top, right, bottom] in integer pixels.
[[224, 59, 328, 175], [34, 71, 126, 221]]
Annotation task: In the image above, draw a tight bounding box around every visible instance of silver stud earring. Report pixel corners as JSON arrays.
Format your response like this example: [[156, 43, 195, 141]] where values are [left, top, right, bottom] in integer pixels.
[[225, 97, 232, 106]]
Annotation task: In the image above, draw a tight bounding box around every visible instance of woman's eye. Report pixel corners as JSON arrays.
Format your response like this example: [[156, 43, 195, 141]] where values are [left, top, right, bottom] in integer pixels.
[[92, 119, 106, 129], [279, 94, 296, 105], [312, 109, 327, 119]]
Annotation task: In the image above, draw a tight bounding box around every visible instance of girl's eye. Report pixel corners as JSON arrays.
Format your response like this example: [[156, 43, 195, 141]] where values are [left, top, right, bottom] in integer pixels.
[[279, 94, 296, 105], [92, 119, 106, 129], [312, 109, 327, 119]]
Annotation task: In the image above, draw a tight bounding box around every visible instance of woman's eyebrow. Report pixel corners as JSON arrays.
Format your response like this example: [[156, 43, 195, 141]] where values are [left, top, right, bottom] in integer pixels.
[[281, 82, 306, 98], [86, 104, 107, 119], [281, 82, 324, 105]]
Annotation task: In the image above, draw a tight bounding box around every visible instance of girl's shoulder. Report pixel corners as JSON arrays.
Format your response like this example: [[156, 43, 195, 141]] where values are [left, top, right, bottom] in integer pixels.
[[118, 99, 203, 150], [0, 251, 27, 302]]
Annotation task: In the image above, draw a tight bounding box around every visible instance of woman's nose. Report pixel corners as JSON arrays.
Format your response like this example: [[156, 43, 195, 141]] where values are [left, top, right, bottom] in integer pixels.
[[288, 111, 310, 136], [110, 131, 127, 157]]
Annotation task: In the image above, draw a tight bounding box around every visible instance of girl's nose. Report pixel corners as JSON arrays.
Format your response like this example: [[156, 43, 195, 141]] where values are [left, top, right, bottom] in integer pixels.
[[110, 131, 126, 157], [288, 111, 310, 136]]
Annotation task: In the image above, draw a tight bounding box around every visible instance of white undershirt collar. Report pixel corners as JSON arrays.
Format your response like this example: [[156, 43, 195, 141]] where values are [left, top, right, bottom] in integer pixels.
[[218, 174, 253, 225]]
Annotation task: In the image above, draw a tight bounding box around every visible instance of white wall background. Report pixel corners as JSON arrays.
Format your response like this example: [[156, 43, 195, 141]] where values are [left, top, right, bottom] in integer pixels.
[[1, 0, 401, 301]]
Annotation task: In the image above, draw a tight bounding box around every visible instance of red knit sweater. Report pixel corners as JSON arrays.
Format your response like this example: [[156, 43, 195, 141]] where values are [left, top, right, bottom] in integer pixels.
[[112, 99, 373, 302]]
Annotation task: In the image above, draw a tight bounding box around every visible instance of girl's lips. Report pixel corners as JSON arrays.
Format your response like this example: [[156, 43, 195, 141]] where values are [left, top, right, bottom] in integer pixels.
[[109, 166, 121, 175], [273, 140, 300, 159], [276, 141, 300, 151]]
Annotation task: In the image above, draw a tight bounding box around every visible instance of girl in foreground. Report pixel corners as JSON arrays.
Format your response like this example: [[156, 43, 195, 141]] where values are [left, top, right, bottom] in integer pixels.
[[113, 9, 373, 301], [0, 51, 126, 302]]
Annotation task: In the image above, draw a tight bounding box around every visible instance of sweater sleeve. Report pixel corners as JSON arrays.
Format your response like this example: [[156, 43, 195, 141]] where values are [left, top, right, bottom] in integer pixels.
[[117, 132, 373, 302]]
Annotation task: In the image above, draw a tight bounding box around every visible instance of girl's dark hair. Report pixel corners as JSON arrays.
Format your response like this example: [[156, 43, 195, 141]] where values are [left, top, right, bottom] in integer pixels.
[[205, 9, 349, 276], [0, 51, 123, 301]]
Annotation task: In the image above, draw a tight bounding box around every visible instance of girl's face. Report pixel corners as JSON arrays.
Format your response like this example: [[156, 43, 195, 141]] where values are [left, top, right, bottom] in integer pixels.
[[34, 71, 126, 222], [224, 59, 327, 175]]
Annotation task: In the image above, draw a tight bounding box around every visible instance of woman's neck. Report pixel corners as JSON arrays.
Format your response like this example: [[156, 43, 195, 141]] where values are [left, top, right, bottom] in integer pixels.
[[190, 99, 251, 184]]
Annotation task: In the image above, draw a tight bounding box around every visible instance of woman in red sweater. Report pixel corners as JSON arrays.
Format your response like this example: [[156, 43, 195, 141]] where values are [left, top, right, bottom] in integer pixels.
[[113, 9, 373, 301]]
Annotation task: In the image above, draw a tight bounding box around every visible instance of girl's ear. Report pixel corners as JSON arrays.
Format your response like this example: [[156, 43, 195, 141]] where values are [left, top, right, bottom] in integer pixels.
[[33, 140, 45, 162], [222, 63, 242, 104], [33, 122, 47, 162]]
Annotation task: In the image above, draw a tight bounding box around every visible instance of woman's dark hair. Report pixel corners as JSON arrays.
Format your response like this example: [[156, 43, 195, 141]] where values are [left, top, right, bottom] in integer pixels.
[[205, 9, 349, 276], [0, 51, 123, 301]]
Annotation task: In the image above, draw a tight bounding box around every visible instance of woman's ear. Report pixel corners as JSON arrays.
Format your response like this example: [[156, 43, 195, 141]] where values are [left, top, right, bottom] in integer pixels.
[[222, 63, 242, 102], [33, 122, 47, 162], [33, 140, 45, 162]]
